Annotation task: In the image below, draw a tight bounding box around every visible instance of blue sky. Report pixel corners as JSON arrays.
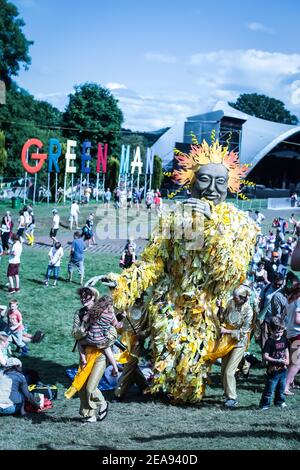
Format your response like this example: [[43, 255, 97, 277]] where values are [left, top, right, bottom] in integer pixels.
[[14, 0, 300, 130]]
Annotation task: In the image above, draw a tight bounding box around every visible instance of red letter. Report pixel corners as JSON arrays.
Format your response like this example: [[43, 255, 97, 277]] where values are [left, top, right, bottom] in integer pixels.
[[96, 143, 108, 173], [21, 139, 47, 174]]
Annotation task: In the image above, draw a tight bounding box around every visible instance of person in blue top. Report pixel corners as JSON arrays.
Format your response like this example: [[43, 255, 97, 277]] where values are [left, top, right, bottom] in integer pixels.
[[68, 231, 85, 285]]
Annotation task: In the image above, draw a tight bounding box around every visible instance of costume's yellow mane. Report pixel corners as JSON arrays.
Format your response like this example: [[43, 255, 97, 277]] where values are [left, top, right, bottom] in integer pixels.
[[173, 136, 249, 193]]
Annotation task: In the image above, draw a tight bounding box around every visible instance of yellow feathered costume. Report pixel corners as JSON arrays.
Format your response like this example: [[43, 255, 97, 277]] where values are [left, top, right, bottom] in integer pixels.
[[107, 201, 258, 403]]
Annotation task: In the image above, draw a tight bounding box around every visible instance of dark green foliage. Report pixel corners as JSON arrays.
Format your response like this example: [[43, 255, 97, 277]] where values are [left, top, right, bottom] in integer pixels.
[[62, 83, 124, 170], [0, 0, 33, 85], [106, 156, 120, 190], [0, 82, 63, 180], [152, 155, 163, 190], [229, 93, 299, 125]]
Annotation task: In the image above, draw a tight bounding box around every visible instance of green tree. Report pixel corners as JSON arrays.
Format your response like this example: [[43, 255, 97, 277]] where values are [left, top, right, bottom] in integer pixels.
[[152, 155, 163, 190], [0, 130, 7, 174], [63, 83, 124, 173], [229, 93, 298, 125], [0, 0, 33, 85], [106, 156, 120, 190]]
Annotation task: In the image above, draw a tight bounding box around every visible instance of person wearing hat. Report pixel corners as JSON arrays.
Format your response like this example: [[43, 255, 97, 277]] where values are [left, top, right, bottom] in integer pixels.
[[0, 357, 38, 415], [50, 209, 60, 244], [67, 287, 109, 423]]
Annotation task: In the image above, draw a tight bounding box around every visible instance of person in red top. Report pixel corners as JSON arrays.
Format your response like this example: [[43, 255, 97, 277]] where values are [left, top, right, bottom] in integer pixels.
[[6, 300, 44, 355]]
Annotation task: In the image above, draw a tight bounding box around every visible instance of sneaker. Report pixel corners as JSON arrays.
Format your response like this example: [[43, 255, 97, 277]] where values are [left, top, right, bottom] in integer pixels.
[[52, 283, 57, 288], [7, 288, 15, 294], [277, 402, 287, 408], [82, 415, 97, 424], [14, 288, 20, 293], [224, 399, 238, 408], [260, 406, 269, 411], [44, 280, 49, 287]]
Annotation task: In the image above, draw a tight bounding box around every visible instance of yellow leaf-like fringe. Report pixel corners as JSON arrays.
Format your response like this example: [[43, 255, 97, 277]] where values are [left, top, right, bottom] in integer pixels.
[[110, 202, 258, 403]]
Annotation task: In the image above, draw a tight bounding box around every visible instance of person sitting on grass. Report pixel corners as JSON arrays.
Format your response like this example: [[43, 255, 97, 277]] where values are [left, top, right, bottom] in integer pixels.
[[44, 241, 64, 287], [77, 295, 126, 376], [6, 300, 45, 356], [0, 332, 10, 368], [0, 357, 39, 416], [259, 317, 289, 410]]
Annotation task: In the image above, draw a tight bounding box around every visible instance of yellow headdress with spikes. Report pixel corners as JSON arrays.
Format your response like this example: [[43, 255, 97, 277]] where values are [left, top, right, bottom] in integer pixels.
[[172, 134, 249, 193]]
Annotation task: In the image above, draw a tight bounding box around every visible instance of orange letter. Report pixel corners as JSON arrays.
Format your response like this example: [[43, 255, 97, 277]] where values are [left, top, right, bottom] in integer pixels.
[[21, 139, 47, 174]]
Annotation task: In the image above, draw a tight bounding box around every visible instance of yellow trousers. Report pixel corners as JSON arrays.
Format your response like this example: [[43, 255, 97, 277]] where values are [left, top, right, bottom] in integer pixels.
[[221, 346, 245, 400]]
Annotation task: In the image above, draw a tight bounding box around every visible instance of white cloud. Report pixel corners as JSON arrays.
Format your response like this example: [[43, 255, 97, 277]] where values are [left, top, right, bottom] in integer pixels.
[[291, 80, 300, 105], [189, 49, 300, 118], [106, 82, 127, 90], [144, 52, 177, 64], [112, 88, 212, 131], [247, 22, 274, 34], [35, 91, 71, 108], [31, 49, 300, 131]]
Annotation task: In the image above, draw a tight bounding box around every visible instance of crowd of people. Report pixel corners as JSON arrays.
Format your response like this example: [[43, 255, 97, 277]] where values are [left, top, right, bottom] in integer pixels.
[[1, 185, 300, 420]]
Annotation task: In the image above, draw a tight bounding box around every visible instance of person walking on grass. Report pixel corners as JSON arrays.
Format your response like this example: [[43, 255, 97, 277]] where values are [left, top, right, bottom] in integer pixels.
[[77, 294, 126, 376], [50, 209, 60, 244], [44, 242, 64, 287], [65, 287, 109, 424], [220, 285, 254, 408], [259, 317, 289, 410], [70, 201, 80, 230], [7, 234, 22, 294], [17, 210, 26, 243], [68, 231, 85, 285]]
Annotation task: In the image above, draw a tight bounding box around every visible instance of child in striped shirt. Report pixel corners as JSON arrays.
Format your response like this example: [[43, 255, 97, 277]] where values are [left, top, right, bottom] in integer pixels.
[[78, 295, 126, 375]]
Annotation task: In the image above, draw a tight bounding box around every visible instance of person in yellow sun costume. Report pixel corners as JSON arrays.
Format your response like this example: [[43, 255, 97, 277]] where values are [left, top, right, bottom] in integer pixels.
[[87, 137, 259, 403]]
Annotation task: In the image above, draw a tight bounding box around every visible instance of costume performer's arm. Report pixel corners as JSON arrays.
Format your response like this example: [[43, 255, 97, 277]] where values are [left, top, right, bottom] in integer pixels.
[[107, 236, 165, 311]]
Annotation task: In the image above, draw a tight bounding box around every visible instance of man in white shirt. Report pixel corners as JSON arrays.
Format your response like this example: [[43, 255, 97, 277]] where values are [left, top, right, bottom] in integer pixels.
[[50, 209, 60, 244], [69, 201, 80, 230], [7, 234, 23, 293]]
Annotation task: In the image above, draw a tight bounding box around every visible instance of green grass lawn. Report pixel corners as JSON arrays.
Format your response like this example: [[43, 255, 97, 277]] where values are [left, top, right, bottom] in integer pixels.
[[0, 201, 299, 450]]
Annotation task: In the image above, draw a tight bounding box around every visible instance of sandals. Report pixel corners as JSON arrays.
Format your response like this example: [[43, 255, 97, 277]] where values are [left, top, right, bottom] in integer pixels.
[[284, 390, 294, 396], [98, 402, 109, 421]]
